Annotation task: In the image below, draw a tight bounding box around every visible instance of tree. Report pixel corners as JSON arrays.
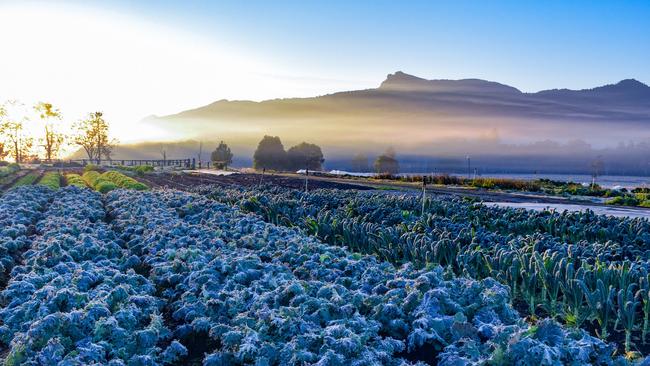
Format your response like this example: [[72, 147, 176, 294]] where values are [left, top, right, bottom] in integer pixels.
[[374, 148, 399, 175], [590, 155, 605, 187], [211, 141, 234, 169], [160, 144, 167, 164], [0, 143, 7, 162], [287, 142, 324, 171], [351, 153, 370, 172], [0, 101, 33, 164], [198, 141, 203, 168], [0, 105, 6, 162], [34, 102, 65, 162], [253, 135, 287, 170], [73, 112, 117, 164]]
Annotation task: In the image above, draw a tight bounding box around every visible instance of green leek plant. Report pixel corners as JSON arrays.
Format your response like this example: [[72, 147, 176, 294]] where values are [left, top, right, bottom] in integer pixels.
[[581, 279, 616, 339], [559, 265, 589, 328], [638, 273, 650, 344], [617, 285, 639, 353]]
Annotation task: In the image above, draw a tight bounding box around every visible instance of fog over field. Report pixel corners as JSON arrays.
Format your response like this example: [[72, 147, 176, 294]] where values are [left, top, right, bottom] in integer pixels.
[[126, 72, 650, 174]]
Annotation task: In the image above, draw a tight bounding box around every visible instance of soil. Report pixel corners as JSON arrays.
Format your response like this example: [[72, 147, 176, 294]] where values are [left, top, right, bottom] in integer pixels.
[[0, 170, 29, 192], [138, 172, 373, 191]]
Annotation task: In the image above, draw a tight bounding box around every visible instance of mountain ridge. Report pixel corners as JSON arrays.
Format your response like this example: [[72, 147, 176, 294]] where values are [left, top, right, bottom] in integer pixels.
[[156, 71, 650, 120], [142, 71, 650, 155]]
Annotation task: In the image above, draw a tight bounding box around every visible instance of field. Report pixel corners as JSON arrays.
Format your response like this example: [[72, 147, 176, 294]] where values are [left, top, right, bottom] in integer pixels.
[[1, 179, 650, 364]]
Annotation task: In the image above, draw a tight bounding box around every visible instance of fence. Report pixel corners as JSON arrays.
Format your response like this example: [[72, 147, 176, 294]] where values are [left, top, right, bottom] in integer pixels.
[[66, 158, 196, 169]]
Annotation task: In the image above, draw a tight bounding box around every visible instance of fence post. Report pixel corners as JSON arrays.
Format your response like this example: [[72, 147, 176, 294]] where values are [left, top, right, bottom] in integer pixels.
[[421, 175, 427, 216]]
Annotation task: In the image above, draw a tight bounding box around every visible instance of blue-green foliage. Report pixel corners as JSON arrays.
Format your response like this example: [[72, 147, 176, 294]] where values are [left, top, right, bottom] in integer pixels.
[[194, 185, 650, 355], [0, 187, 183, 364], [0, 186, 51, 285], [0, 185, 637, 364], [106, 189, 621, 365]]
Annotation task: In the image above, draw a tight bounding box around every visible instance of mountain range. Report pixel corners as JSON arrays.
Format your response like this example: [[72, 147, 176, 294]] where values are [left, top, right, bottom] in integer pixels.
[[133, 72, 650, 174]]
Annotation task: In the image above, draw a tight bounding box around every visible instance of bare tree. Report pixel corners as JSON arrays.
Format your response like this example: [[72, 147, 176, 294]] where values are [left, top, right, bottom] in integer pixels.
[[73, 112, 117, 164], [34, 102, 64, 162], [160, 144, 167, 164], [590, 156, 605, 188], [0, 105, 6, 161], [0, 101, 33, 163], [0, 143, 7, 162], [198, 141, 203, 168]]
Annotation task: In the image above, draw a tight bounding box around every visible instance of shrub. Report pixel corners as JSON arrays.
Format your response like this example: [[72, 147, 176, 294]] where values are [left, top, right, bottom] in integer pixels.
[[606, 195, 641, 206]]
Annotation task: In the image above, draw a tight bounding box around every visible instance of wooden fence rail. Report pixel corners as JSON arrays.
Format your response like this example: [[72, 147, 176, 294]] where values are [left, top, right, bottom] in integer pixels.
[[66, 158, 196, 169]]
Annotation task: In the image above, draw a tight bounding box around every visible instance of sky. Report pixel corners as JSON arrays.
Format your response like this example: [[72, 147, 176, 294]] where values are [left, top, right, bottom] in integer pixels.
[[0, 0, 648, 143]]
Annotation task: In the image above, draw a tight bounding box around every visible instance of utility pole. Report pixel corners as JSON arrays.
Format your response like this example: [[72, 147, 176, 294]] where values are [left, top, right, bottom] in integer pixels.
[[421, 175, 427, 216], [198, 141, 203, 169], [305, 168, 309, 193], [466, 155, 471, 179]]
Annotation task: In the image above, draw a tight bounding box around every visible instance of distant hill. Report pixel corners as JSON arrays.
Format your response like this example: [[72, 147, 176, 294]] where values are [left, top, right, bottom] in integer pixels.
[[134, 72, 650, 174], [143, 71, 650, 145]]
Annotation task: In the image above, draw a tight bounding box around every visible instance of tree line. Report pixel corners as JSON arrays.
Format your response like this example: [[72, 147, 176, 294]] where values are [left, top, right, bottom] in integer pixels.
[[250, 135, 399, 174], [0, 100, 117, 164], [351, 148, 400, 175], [252, 135, 325, 171], [1, 98, 399, 175]]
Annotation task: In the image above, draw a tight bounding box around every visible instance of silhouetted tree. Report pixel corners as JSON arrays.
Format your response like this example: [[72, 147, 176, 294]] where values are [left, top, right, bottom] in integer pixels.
[[73, 112, 117, 164], [160, 144, 167, 164], [0, 101, 33, 163], [287, 142, 324, 171], [374, 148, 399, 174], [0, 105, 7, 162], [34, 102, 65, 162], [253, 135, 287, 170], [351, 153, 370, 172], [0, 142, 7, 162], [590, 155, 605, 187], [211, 140, 234, 169]]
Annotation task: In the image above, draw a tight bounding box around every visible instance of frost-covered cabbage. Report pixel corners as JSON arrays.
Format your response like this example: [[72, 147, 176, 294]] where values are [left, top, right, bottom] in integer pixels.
[[0, 186, 51, 286], [0, 187, 183, 365], [106, 189, 625, 365], [193, 185, 650, 355], [0, 186, 636, 365]]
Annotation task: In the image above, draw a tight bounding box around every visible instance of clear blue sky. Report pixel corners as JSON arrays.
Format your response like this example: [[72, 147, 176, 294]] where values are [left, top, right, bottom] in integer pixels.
[[83, 0, 650, 92], [1, 0, 649, 142]]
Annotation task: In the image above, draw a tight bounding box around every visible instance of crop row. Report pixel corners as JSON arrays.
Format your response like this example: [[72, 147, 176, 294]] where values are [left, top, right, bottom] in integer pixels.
[[38, 172, 61, 190], [64, 173, 87, 189], [0, 186, 635, 364], [82, 170, 149, 193], [0, 164, 20, 186], [105, 188, 620, 364], [193, 186, 650, 354], [0, 186, 52, 288], [11, 172, 41, 187], [0, 187, 186, 365]]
